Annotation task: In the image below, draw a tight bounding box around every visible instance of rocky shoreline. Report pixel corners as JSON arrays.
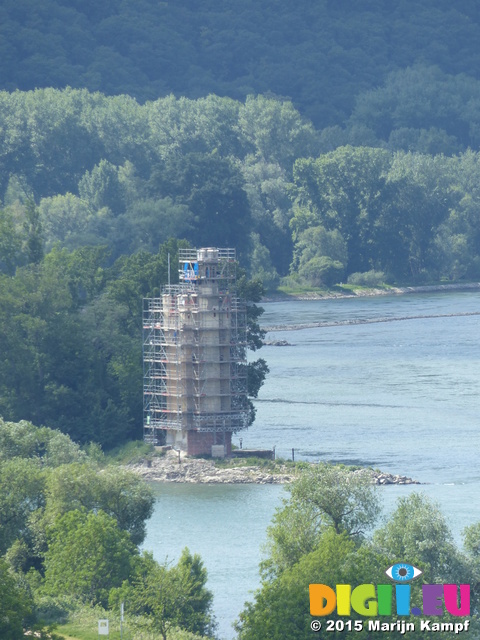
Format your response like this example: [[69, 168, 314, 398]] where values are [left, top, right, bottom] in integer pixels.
[[128, 450, 421, 485]]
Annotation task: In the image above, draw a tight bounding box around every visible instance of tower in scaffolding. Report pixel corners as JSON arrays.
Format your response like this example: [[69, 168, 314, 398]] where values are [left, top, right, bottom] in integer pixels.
[[143, 248, 249, 456]]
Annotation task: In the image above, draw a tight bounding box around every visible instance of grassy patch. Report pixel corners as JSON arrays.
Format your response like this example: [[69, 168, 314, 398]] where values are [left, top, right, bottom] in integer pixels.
[[55, 606, 138, 640], [276, 282, 395, 297], [276, 283, 331, 296], [105, 440, 157, 465], [56, 623, 106, 640], [334, 283, 390, 293], [56, 615, 202, 640], [56, 617, 126, 640], [56, 622, 141, 640], [214, 456, 309, 473], [214, 457, 377, 478]]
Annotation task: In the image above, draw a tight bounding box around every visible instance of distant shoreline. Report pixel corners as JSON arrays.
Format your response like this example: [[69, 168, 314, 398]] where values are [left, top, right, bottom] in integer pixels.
[[261, 282, 480, 332], [262, 281, 480, 303]]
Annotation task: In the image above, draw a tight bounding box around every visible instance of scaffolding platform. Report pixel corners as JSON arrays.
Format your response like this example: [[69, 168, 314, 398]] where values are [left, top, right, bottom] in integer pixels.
[[143, 248, 249, 455]]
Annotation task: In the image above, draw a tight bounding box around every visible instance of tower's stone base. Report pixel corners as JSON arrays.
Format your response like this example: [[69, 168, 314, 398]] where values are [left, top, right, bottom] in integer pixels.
[[165, 429, 232, 457]]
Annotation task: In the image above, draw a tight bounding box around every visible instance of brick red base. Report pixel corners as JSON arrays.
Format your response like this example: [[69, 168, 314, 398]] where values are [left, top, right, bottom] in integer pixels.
[[186, 430, 232, 456]]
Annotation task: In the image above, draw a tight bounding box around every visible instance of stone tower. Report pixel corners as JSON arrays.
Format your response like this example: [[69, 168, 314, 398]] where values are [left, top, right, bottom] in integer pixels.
[[143, 248, 249, 456]]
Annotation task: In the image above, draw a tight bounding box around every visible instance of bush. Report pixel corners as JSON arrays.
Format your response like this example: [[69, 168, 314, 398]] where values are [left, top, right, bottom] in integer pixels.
[[34, 595, 77, 624], [299, 256, 345, 287], [106, 440, 155, 465], [347, 270, 386, 287]]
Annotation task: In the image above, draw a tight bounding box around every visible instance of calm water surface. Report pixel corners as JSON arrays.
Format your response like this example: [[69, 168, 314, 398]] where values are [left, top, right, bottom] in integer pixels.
[[143, 291, 480, 639]]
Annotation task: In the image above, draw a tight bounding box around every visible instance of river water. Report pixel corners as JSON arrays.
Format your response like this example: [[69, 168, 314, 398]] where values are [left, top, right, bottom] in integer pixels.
[[142, 291, 480, 639]]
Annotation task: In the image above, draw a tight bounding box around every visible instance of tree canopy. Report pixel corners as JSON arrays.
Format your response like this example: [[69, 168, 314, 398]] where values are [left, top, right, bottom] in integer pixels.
[[2, 89, 480, 292], [2, 0, 480, 134], [0, 418, 213, 638], [238, 469, 480, 640]]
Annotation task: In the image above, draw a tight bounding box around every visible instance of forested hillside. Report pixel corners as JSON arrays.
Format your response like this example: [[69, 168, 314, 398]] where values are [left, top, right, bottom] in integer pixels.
[[2, 0, 480, 134]]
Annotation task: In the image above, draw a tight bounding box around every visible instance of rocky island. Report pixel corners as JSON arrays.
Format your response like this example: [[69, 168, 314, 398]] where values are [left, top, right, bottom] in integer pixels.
[[128, 449, 420, 485]]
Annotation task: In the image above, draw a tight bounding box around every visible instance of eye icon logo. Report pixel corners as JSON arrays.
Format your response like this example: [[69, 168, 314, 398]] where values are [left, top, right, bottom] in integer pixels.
[[385, 563, 422, 582]]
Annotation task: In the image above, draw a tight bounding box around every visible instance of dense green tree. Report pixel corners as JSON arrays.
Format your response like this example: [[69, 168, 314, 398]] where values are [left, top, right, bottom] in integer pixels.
[[115, 197, 193, 256], [43, 463, 154, 545], [110, 549, 214, 640], [246, 358, 269, 400], [0, 557, 33, 640], [38, 193, 92, 249], [262, 464, 380, 580], [291, 147, 393, 276], [78, 159, 125, 214], [0, 206, 24, 274], [241, 157, 293, 276], [149, 151, 252, 257], [384, 152, 457, 279], [239, 481, 480, 640], [349, 65, 480, 151], [246, 233, 279, 291], [236, 275, 266, 352], [373, 493, 468, 583], [238, 96, 318, 170], [260, 499, 324, 580], [0, 458, 45, 555], [0, 241, 160, 446], [431, 151, 480, 280], [290, 146, 480, 283], [295, 466, 378, 539], [464, 522, 480, 558], [463, 522, 480, 608], [107, 240, 187, 317], [235, 274, 269, 423], [237, 530, 391, 640], [3, 174, 33, 206], [2, 88, 480, 287], [43, 509, 136, 605], [174, 549, 215, 637], [298, 255, 345, 287], [145, 95, 243, 159], [0, 418, 85, 466], [0, 416, 216, 637], [0, 89, 105, 198], [294, 226, 347, 271], [3, 0, 480, 136], [293, 225, 348, 286], [23, 198, 44, 265]]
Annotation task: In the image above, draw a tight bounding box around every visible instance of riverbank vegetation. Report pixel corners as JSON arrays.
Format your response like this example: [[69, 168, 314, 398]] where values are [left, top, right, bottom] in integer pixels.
[[236, 465, 480, 639], [0, 428, 475, 639], [1, 90, 480, 295], [0, 418, 215, 640]]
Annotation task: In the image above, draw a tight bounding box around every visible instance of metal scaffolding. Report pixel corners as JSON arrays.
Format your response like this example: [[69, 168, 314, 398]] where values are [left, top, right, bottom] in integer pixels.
[[143, 248, 249, 446]]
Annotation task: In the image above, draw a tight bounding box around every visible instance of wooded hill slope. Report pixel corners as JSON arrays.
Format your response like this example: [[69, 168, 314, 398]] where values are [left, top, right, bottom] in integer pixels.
[[2, 0, 480, 137]]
